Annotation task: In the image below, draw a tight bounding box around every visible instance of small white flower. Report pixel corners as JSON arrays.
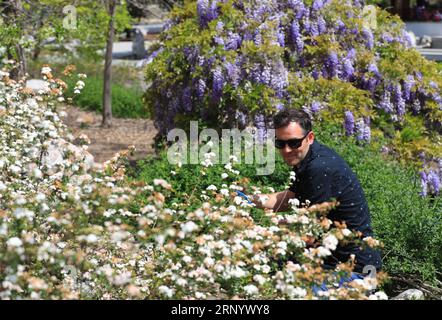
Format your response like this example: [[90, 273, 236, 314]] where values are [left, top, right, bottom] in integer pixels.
[[86, 234, 98, 243], [181, 221, 198, 234], [158, 285, 174, 298], [288, 198, 300, 208], [316, 246, 332, 257], [221, 173, 229, 179], [289, 171, 296, 182], [206, 185, 217, 191], [253, 274, 267, 285], [323, 234, 338, 251], [41, 66, 52, 74], [32, 168, 43, 179], [7, 237, 23, 247], [243, 284, 259, 295]]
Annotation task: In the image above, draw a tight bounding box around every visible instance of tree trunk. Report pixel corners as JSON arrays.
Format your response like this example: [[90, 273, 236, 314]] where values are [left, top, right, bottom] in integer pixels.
[[7, 0, 27, 80], [102, 0, 117, 128]]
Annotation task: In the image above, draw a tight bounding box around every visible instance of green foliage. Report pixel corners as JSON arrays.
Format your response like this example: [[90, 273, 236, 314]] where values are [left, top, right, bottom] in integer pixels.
[[131, 122, 442, 287], [65, 75, 147, 118]]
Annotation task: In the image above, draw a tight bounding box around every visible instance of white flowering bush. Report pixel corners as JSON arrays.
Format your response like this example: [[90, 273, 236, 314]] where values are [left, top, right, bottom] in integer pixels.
[[0, 65, 388, 299]]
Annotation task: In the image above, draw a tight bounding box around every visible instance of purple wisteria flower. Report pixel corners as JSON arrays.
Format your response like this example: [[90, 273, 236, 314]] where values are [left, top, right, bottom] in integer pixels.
[[311, 101, 322, 113], [368, 63, 380, 78], [261, 65, 272, 85], [196, 79, 206, 99], [324, 51, 340, 78], [226, 32, 242, 50], [197, 0, 210, 26], [317, 17, 327, 34], [344, 111, 355, 136], [277, 27, 286, 47], [216, 21, 224, 31], [275, 102, 284, 111], [347, 48, 357, 60], [311, 68, 320, 80], [212, 67, 224, 101], [182, 87, 193, 113], [428, 170, 441, 195], [381, 33, 394, 43], [362, 28, 374, 50], [403, 75, 416, 101], [312, 0, 325, 11], [355, 118, 371, 142], [335, 19, 346, 33], [254, 113, 267, 143], [394, 84, 406, 118], [342, 58, 355, 81], [420, 171, 428, 197], [225, 61, 241, 88], [379, 87, 394, 114], [291, 20, 304, 54], [270, 60, 289, 97], [402, 30, 415, 48]]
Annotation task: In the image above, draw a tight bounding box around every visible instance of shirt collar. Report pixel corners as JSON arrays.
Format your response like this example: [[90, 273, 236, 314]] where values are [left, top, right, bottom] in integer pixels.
[[293, 140, 319, 175]]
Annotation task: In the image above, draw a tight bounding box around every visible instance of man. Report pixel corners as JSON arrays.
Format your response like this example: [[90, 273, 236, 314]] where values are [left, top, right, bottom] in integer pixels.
[[252, 109, 382, 274]]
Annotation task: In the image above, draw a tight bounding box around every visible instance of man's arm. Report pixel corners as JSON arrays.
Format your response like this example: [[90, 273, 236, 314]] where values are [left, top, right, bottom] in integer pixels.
[[252, 190, 297, 212]]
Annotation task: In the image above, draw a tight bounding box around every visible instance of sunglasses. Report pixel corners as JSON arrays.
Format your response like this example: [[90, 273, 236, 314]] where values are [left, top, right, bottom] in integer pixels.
[[274, 131, 310, 149]]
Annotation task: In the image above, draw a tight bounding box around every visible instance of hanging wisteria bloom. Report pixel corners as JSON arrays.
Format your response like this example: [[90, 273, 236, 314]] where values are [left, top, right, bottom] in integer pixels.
[[361, 28, 374, 50], [355, 118, 371, 142], [290, 20, 304, 54], [394, 84, 406, 118], [196, 79, 206, 99], [212, 67, 225, 101], [344, 111, 355, 136], [225, 61, 241, 88]]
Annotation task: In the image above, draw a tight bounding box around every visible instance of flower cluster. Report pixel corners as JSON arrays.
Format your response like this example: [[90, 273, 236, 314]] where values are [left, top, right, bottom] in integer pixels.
[[420, 159, 442, 197]]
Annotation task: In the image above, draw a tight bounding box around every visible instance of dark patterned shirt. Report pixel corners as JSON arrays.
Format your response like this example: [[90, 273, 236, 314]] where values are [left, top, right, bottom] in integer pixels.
[[289, 140, 382, 273]]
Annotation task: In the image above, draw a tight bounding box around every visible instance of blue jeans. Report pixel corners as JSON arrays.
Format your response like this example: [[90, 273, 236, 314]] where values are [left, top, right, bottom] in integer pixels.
[[312, 272, 365, 295]]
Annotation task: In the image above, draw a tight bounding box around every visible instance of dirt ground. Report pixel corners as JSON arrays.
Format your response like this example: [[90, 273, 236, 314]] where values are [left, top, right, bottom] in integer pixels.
[[59, 105, 157, 163]]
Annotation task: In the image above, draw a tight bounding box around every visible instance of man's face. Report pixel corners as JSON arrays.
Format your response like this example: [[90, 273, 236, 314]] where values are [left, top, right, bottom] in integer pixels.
[[275, 122, 315, 167]]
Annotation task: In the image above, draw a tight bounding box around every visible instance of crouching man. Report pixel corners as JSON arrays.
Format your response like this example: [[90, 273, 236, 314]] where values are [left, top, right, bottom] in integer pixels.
[[252, 109, 382, 280]]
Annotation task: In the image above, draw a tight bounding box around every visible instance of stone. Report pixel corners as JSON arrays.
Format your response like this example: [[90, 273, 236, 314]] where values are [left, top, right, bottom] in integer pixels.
[[391, 289, 425, 300], [132, 28, 147, 59], [419, 35, 432, 48]]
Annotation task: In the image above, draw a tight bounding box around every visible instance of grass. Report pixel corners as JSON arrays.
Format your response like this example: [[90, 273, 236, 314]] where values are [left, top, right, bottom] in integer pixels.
[[27, 51, 148, 118]]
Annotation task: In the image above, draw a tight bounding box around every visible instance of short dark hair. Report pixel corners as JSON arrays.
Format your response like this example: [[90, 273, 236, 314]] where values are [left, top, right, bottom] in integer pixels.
[[273, 108, 312, 133]]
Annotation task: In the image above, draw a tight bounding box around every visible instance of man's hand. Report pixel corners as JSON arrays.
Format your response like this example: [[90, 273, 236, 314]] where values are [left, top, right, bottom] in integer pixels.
[[252, 190, 297, 212]]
